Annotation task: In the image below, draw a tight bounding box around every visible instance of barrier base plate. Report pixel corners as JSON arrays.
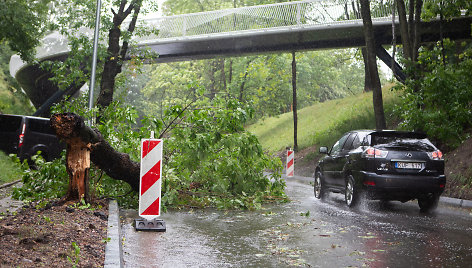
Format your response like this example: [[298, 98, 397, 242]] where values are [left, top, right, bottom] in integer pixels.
[[135, 218, 166, 232]]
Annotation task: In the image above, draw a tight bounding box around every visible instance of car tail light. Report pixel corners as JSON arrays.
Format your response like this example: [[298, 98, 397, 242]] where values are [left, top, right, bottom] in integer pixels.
[[363, 181, 376, 186], [362, 147, 388, 158], [427, 150, 443, 160], [18, 123, 26, 147]]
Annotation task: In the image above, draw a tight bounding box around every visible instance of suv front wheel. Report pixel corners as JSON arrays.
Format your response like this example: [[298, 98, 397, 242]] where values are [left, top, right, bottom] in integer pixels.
[[314, 170, 326, 200], [345, 175, 360, 207]]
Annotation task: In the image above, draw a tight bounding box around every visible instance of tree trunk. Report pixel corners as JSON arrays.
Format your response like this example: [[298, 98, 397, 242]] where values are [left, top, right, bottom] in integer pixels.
[[220, 58, 226, 91], [238, 58, 255, 102], [291, 51, 298, 151], [208, 60, 218, 99], [239, 70, 249, 102], [228, 59, 233, 85], [412, 0, 423, 62], [361, 47, 372, 92], [50, 113, 93, 202], [350, 2, 372, 92], [51, 113, 140, 202], [360, 0, 386, 130], [396, 0, 413, 61], [96, 0, 142, 109]]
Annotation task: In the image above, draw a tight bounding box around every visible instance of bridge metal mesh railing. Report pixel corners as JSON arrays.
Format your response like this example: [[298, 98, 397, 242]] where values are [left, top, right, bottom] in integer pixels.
[[137, 0, 404, 42]]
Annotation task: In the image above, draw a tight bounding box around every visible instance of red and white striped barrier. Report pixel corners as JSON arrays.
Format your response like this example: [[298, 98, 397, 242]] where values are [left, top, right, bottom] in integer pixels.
[[286, 149, 294, 177], [139, 138, 163, 221]]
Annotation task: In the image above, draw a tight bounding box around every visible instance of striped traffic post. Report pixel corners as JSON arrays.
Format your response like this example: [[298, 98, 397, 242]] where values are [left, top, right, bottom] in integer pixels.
[[135, 132, 166, 232], [286, 149, 294, 177]]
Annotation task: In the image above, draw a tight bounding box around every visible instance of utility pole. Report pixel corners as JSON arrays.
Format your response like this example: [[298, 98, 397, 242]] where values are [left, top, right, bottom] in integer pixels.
[[88, 0, 101, 126]]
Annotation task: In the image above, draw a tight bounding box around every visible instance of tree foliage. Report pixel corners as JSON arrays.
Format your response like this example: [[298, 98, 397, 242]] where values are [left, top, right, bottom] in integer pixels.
[[395, 40, 472, 148], [161, 96, 285, 209], [39, 0, 158, 110], [0, 44, 34, 114], [0, 0, 53, 62], [394, 2, 472, 149]]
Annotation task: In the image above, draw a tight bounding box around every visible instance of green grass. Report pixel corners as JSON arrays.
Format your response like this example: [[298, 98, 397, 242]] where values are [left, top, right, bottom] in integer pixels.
[[247, 84, 400, 153], [0, 151, 23, 185]]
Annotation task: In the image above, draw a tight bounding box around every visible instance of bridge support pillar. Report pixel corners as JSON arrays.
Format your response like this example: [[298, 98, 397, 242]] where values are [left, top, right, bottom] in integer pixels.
[[375, 45, 407, 84]]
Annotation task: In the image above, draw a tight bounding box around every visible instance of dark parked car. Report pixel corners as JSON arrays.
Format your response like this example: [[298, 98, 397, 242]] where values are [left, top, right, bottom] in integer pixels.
[[314, 130, 446, 212], [0, 114, 64, 162]]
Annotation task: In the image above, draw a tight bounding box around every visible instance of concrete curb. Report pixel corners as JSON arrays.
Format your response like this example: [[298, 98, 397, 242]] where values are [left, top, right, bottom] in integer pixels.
[[440, 196, 472, 209], [284, 174, 472, 209], [104, 199, 124, 268]]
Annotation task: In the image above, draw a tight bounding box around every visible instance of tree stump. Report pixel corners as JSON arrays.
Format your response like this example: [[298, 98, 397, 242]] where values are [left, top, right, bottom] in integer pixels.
[[50, 113, 140, 202], [51, 113, 92, 202]]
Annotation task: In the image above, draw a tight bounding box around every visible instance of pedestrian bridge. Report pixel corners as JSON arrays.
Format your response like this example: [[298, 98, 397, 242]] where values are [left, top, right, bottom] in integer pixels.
[[9, 0, 472, 114]]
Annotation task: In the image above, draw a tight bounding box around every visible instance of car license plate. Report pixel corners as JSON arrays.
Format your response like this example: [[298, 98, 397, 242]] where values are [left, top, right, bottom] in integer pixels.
[[395, 162, 423, 169]]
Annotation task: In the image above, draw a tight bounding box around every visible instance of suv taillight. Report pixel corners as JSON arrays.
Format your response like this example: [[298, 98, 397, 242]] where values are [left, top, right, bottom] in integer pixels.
[[362, 147, 388, 158], [427, 150, 443, 160], [18, 134, 24, 147], [18, 123, 26, 147]]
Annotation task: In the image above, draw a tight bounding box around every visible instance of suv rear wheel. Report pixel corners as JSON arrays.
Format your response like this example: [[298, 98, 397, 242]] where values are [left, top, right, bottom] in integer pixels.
[[418, 193, 440, 213], [345, 175, 360, 207], [313, 171, 326, 200]]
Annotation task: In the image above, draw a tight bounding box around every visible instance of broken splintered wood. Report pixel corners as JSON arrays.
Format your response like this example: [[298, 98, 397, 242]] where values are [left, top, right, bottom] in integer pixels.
[[51, 113, 93, 202], [50, 113, 140, 203]]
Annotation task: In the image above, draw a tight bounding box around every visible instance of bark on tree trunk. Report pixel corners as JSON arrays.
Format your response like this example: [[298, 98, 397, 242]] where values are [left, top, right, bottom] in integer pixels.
[[238, 58, 255, 102], [51, 113, 140, 202], [361, 47, 373, 92], [291, 51, 298, 152], [228, 59, 233, 85], [208, 60, 218, 99], [397, 0, 413, 61], [220, 58, 226, 91], [360, 0, 386, 130], [413, 0, 423, 62]]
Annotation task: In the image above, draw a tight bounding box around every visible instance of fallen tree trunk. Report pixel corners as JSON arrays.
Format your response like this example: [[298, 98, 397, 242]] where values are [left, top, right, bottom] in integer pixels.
[[50, 113, 140, 201]]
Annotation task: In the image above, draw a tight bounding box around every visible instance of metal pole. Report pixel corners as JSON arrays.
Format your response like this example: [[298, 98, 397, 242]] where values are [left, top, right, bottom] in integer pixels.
[[88, 0, 101, 126]]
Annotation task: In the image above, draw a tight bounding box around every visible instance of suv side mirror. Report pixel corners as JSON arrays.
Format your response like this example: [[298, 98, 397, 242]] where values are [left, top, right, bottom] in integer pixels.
[[319, 146, 328, 154]]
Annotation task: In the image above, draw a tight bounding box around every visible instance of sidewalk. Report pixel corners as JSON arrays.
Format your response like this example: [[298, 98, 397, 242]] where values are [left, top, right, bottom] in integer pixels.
[[0, 195, 24, 214]]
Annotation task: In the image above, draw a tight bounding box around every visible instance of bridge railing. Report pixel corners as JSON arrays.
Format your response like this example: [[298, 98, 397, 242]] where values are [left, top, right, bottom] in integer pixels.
[[138, 0, 398, 43]]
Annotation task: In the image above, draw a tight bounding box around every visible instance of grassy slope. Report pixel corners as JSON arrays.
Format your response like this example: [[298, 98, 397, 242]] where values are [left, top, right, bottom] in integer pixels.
[[0, 63, 31, 185], [247, 83, 399, 153], [0, 152, 22, 185]]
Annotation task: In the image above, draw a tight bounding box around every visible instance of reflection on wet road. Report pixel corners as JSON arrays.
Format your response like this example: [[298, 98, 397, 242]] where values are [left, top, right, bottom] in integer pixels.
[[121, 178, 472, 267]]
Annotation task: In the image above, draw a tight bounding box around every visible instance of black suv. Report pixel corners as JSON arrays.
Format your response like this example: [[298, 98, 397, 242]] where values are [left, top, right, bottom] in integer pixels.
[[314, 130, 446, 212], [0, 114, 64, 162]]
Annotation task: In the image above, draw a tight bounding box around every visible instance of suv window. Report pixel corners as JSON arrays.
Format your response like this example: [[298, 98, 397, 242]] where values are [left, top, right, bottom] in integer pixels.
[[0, 116, 21, 132], [28, 119, 55, 135], [330, 133, 350, 155], [351, 134, 361, 149], [342, 133, 359, 151]]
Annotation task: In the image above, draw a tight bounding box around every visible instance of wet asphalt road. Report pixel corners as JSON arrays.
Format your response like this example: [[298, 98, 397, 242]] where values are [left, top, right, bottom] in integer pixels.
[[121, 177, 472, 267]]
